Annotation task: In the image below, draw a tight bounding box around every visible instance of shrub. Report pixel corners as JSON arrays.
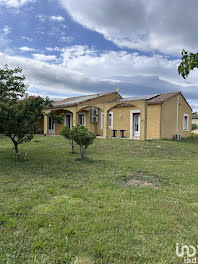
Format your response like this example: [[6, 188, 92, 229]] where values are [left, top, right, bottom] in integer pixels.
[[192, 123, 198, 131], [73, 125, 96, 158], [60, 126, 76, 154], [61, 125, 96, 158]]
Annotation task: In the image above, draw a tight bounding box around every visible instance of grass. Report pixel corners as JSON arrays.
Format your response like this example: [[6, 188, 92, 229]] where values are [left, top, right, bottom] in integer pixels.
[[0, 135, 198, 263]]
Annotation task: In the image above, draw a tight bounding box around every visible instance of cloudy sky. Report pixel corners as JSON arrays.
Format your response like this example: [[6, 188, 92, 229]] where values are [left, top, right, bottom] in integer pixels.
[[1, 0, 198, 110]]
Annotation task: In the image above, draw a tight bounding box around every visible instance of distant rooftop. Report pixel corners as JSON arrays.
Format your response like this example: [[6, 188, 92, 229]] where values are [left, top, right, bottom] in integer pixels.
[[192, 115, 198, 119]]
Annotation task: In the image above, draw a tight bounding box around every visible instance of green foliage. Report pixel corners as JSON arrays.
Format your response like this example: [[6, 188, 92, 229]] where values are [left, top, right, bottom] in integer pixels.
[[0, 96, 50, 155], [73, 125, 96, 158], [61, 125, 96, 158], [192, 123, 198, 131], [178, 49, 198, 79], [60, 125, 76, 153], [0, 64, 27, 101], [0, 65, 62, 155], [47, 110, 63, 125]]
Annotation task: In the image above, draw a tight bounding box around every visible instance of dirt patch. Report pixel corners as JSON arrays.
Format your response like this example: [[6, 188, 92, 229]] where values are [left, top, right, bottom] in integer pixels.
[[120, 171, 166, 189], [73, 257, 93, 264]]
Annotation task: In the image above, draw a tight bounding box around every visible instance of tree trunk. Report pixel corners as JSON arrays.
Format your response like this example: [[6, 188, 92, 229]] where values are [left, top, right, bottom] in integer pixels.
[[71, 139, 75, 154], [14, 142, 19, 155], [80, 145, 86, 158], [11, 138, 19, 155]]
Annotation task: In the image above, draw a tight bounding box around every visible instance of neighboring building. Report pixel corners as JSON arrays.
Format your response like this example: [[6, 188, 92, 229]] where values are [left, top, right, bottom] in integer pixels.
[[38, 91, 192, 140], [192, 115, 198, 134]]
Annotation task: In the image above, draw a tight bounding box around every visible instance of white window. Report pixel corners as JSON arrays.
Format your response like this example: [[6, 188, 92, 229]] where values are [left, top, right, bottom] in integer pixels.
[[183, 114, 189, 131], [109, 112, 113, 130], [78, 112, 86, 126], [101, 112, 104, 129]]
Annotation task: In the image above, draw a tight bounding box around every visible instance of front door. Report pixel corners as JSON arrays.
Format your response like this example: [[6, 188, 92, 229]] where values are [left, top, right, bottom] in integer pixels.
[[65, 114, 72, 129], [133, 113, 140, 137], [48, 117, 55, 135]]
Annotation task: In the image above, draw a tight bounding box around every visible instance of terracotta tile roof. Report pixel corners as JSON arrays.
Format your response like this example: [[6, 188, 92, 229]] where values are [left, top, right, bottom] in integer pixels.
[[52, 91, 119, 108], [50, 90, 191, 110], [148, 92, 180, 104]]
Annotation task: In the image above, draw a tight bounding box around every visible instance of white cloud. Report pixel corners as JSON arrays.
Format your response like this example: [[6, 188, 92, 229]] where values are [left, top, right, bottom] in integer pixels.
[[0, 0, 35, 8], [59, 0, 198, 55], [46, 47, 65, 52], [37, 14, 65, 23], [21, 36, 33, 42], [32, 53, 57, 61], [19, 46, 35, 52], [0, 46, 197, 109], [50, 16, 65, 22], [60, 36, 74, 43], [3, 26, 11, 35]]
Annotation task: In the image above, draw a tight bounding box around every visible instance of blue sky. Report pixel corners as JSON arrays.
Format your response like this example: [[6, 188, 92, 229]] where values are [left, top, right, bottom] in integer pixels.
[[1, 0, 198, 110]]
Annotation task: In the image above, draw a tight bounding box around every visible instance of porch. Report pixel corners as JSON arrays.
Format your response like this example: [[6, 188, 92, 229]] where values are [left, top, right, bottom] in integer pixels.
[[43, 98, 147, 140]]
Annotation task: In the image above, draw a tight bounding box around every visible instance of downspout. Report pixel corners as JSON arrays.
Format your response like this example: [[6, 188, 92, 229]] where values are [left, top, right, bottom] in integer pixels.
[[160, 104, 162, 138], [176, 95, 179, 134]]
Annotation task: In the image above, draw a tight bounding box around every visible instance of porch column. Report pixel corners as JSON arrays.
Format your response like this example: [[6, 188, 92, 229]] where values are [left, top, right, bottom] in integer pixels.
[[44, 114, 48, 135], [103, 110, 108, 138], [72, 111, 77, 126]]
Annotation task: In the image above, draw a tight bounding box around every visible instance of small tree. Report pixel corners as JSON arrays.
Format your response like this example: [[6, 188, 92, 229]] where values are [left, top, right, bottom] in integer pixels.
[[0, 96, 51, 154], [0, 65, 62, 155], [61, 125, 76, 153], [192, 123, 198, 131], [73, 125, 96, 158]]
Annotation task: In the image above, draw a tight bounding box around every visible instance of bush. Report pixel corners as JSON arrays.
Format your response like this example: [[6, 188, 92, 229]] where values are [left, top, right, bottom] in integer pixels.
[[61, 125, 96, 158], [73, 125, 96, 158], [192, 123, 198, 131], [60, 126, 76, 153]]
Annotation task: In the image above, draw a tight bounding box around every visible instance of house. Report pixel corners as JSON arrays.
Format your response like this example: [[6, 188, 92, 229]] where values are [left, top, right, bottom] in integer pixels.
[[192, 115, 198, 134], [38, 91, 192, 140]]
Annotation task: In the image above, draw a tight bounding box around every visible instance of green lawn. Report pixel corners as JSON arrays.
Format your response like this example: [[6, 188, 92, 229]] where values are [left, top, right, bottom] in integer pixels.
[[0, 136, 198, 264]]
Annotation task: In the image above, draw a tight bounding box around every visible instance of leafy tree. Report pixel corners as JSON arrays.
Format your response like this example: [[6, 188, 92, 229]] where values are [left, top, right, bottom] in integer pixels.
[[73, 125, 96, 158], [192, 123, 198, 131], [0, 65, 62, 155], [60, 125, 76, 154], [178, 49, 198, 79], [0, 65, 27, 101]]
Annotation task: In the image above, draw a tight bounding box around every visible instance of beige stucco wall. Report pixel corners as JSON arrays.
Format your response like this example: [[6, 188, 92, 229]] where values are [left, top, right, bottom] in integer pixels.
[[107, 99, 147, 140], [161, 94, 191, 139], [147, 104, 161, 139], [106, 106, 137, 138], [178, 95, 192, 138]]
